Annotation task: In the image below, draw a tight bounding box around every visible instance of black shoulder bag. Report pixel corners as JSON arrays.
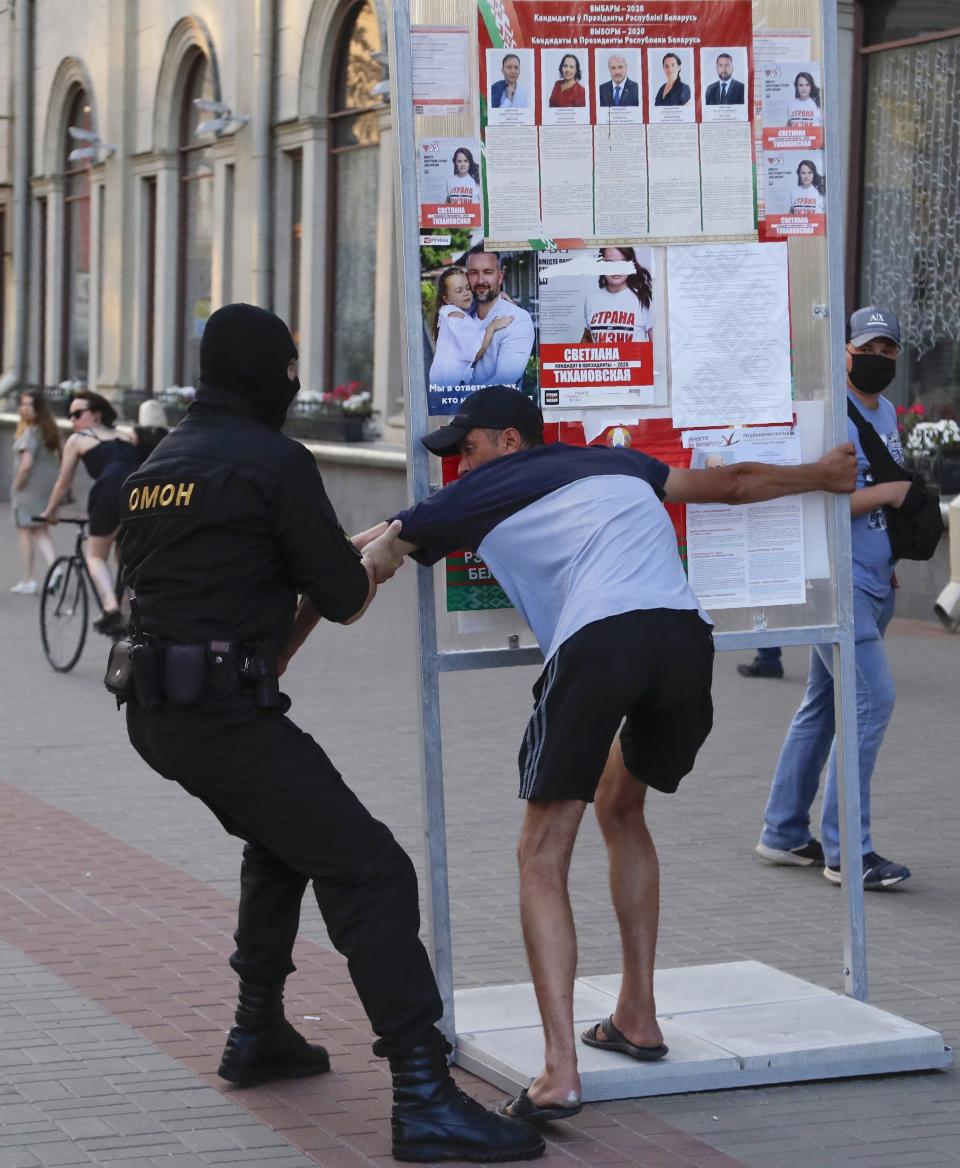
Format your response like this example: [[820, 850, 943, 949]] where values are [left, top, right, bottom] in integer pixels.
[[847, 401, 944, 562]]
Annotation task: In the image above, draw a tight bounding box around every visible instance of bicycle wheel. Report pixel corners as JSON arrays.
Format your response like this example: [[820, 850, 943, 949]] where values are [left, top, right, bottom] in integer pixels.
[[40, 556, 89, 672]]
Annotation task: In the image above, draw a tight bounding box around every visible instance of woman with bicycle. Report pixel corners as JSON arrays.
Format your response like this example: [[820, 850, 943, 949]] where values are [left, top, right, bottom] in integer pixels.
[[40, 391, 138, 636]]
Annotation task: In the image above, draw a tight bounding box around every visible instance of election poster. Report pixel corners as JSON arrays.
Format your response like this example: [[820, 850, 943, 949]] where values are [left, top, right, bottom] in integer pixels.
[[421, 232, 538, 415], [682, 424, 806, 609], [761, 61, 824, 150], [477, 0, 756, 244], [418, 138, 483, 229], [764, 150, 826, 237], [411, 26, 470, 116], [758, 58, 825, 237], [537, 248, 656, 409], [668, 243, 792, 428], [752, 32, 813, 227]]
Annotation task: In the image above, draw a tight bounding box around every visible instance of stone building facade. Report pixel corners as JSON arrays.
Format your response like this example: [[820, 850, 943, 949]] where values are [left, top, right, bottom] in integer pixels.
[[1, 0, 958, 428], [0, 0, 402, 423]]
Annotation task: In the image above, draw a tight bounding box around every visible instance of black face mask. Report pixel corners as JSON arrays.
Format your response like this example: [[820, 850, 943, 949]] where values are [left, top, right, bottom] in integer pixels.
[[198, 303, 299, 429], [848, 353, 896, 395]]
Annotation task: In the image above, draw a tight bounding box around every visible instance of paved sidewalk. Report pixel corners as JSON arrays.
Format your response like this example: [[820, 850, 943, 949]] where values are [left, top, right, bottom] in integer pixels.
[[1, 503, 957, 1168]]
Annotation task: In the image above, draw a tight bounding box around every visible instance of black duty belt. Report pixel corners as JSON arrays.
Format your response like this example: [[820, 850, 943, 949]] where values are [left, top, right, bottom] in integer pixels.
[[106, 636, 281, 710]]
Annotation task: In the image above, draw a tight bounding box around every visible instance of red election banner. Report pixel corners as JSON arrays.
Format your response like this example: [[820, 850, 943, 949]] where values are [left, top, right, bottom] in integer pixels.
[[540, 340, 653, 406], [765, 210, 825, 238], [478, 0, 754, 122], [420, 202, 481, 230]]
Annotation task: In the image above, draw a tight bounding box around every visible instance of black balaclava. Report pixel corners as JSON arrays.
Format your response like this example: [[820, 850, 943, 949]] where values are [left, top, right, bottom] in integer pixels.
[[198, 303, 299, 429]]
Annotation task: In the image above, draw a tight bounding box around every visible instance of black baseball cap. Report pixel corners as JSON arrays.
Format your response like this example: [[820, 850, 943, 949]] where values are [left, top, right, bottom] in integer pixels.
[[421, 386, 543, 456], [847, 306, 901, 348]]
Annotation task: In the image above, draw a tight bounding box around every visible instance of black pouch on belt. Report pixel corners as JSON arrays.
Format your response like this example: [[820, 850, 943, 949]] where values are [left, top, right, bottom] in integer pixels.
[[162, 644, 206, 706], [206, 640, 237, 696], [130, 640, 164, 709], [104, 639, 135, 707]]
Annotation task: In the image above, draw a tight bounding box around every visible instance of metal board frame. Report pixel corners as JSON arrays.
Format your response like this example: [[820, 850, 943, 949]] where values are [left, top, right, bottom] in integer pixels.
[[387, 0, 866, 1042]]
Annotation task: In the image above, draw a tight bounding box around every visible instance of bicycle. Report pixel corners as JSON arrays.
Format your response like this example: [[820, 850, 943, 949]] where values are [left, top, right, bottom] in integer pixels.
[[37, 517, 127, 673]]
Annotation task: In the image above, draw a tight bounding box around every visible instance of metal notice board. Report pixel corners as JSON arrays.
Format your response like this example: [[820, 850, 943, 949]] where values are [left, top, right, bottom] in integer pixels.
[[385, 0, 952, 1091]]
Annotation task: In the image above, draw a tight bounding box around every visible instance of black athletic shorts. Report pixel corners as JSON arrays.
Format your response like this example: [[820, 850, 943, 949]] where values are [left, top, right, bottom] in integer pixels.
[[517, 608, 715, 802]]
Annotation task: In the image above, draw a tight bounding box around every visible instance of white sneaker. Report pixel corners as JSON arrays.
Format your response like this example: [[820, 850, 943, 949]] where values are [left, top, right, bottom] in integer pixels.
[[45, 565, 65, 593], [10, 580, 38, 595]]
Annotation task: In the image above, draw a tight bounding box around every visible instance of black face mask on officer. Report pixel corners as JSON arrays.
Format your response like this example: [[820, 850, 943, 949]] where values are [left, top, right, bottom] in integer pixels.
[[198, 304, 299, 429], [848, 352, 897, 396]]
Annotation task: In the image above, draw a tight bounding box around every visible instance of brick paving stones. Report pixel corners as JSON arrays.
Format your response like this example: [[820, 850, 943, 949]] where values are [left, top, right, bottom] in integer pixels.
[[1, 505, 957, 1167]]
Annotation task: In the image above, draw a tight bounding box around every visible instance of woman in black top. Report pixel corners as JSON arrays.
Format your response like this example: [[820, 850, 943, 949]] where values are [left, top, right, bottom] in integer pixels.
[[655, 52, 691, 106], [41, 391, 139, 635]]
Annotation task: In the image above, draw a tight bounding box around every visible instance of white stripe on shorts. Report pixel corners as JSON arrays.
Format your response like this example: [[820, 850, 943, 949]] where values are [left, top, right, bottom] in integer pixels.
[[521, 652, 561, 799]]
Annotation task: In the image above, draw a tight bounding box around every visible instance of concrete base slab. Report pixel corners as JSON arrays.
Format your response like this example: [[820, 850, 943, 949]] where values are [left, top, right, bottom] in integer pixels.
[[454, 962, 953, 1101]]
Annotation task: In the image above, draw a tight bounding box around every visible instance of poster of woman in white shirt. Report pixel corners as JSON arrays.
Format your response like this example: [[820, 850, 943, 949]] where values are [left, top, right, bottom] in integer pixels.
[[582, 247, 654, 343], [537, 246, 656, 408], [763, 150, 826, 236], [789, 157, 826, 214], [418, 138, 482, 229], [761, 62, 823, 149]]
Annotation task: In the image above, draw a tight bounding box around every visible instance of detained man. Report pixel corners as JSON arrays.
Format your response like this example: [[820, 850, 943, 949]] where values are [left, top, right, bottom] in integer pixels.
[[355, 386, 857, 1120]]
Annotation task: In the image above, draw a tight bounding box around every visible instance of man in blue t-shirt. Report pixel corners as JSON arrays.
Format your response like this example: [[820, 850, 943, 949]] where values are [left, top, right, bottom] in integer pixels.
[[756, 307, 913, 890], [349, 385, 855, 1123]]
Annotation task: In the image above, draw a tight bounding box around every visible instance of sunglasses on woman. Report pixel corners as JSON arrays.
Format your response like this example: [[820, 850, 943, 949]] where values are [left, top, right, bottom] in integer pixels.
[[68, 408, 91, 420]]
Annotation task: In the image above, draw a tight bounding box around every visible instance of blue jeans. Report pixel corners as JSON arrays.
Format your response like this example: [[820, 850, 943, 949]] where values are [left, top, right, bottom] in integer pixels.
[[759, 587, 896, 868]]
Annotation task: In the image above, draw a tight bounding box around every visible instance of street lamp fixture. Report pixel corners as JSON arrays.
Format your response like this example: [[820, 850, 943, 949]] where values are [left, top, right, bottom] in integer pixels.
[[193, 98, 251, 138], [67, 125, 116, 164]]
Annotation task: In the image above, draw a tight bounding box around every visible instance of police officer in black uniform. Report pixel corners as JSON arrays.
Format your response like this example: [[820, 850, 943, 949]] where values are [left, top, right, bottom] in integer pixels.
[[117, 304, 542, 1164]]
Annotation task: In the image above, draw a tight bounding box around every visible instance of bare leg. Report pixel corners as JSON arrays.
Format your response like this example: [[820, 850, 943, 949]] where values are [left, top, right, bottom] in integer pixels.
[[592, 739, 664, 1047], [86, 532, 119, 612], [16, 527, 34, 582], [513, 798, 586, 1110], [32, 527, 56, 572]]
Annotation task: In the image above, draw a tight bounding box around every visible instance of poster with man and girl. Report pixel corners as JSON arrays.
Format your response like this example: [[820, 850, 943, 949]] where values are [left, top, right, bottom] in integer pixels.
[[421, 232, 537, 416]]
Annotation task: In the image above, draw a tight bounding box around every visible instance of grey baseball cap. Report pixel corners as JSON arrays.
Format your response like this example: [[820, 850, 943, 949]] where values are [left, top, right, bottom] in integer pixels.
[[847, 306, 901, 348]]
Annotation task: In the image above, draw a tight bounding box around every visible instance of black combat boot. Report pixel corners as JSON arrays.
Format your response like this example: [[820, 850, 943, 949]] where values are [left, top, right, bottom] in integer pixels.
[[217, 979, 330, 1088], [389, 1034, 545, 1162]]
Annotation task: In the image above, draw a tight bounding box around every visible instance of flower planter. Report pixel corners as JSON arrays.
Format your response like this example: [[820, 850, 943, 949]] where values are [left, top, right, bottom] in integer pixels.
[[284, 412, 375, 442], [934, 454, 960, 496]]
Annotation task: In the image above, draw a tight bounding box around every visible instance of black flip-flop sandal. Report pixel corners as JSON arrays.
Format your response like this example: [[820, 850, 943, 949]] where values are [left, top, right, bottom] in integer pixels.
[[496, 1087, 583, 1122], [581, 1015, 668, 1061]]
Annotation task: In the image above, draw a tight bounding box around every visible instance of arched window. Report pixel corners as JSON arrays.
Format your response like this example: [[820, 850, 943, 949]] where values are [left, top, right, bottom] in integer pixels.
[[326, 2, 385, 392], [176, 52, 214, 387], [61, 88, 92, 383]]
